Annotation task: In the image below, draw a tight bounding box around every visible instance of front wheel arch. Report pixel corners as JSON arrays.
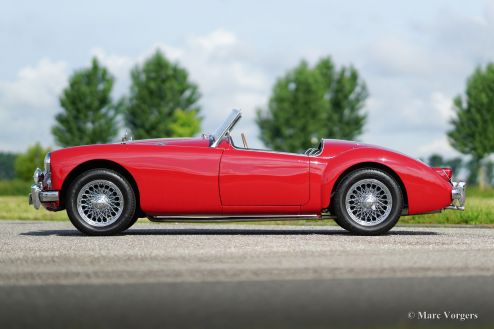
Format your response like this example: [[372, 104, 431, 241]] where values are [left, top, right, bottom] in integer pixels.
[[60, 160, 144, 218]]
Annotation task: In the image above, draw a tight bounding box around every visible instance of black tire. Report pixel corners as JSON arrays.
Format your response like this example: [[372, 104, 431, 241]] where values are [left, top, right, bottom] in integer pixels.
[[123, 215, 140, 231], [66, 169, 136, 236], [333, 168, 403, 235]]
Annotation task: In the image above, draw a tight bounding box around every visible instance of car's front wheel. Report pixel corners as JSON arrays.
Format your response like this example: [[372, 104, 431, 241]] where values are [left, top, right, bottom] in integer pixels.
[[333, 168, 403, 235], [66, 169, 136, 235]]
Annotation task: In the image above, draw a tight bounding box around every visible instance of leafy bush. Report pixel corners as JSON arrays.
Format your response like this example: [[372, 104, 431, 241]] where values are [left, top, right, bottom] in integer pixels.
[[14, 143, 51, 181], [0, 180, 30, 196]]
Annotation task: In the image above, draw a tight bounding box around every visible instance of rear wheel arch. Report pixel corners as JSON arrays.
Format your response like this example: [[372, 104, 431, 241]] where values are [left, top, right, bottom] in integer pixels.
[[328, 162, 408, 212], [60, 160, 143, 217]]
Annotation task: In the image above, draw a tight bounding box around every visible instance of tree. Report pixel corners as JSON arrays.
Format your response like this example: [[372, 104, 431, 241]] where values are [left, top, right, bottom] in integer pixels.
[[466, 157, 494, 186], [15, 143, 51, 181], [466, 158, 481, 186], [0, 152, 17, 180], [486, 160, 494, 185], [448, 63, 494, 189], [427, 154, 445, 168], [256, 57, 368, 153], [122, 50, 201, 140], [52, 58, 118, 147], [169, 109, 201, 137]]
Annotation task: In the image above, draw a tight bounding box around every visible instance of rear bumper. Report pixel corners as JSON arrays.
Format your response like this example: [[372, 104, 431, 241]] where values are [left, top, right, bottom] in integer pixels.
[[29, 184, 59, 210], [446, 181, 466, 210]]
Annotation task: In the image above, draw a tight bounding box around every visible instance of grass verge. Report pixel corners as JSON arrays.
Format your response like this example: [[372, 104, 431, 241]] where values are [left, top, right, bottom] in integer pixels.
[[0, 196, 67, 221]]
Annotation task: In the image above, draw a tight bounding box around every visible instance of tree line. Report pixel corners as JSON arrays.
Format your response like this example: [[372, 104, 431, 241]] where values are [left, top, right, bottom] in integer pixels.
[[1, 50, 493, 187]]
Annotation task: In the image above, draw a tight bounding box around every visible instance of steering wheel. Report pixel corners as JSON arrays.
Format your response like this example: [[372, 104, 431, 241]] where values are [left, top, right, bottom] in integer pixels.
[[241, 133, 249, 149]]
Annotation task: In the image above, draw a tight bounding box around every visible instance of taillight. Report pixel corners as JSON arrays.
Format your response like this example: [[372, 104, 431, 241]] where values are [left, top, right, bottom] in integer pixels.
[[433, 167, 452, 181]]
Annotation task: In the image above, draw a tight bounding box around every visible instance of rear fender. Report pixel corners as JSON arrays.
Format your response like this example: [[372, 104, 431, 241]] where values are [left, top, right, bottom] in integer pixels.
[[321, 147, 452, 215]]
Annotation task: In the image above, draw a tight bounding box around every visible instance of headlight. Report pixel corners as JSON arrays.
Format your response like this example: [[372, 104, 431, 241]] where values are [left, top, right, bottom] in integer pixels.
[[33, 168, 43, 184], [44, 152, 51, 173]]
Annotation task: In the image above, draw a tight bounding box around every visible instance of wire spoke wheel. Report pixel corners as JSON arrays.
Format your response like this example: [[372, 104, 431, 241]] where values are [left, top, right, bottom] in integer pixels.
[[76, 179, 124, 227], [345, 178, 393, 226]]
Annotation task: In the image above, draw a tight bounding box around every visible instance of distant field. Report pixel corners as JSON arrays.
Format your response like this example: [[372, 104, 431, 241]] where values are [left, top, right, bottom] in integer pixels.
[[0, 187, 492, 224]]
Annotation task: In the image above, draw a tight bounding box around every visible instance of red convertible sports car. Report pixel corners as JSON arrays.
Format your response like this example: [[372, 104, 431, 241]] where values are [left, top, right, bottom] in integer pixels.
[[29, 109, 466, 235]]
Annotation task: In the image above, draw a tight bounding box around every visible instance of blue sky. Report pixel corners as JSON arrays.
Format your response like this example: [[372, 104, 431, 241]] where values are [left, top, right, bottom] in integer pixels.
[[1, 0, 493, 157]]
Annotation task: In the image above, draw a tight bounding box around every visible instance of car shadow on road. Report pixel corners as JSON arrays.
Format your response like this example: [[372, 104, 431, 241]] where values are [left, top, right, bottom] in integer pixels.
[[21, 228, 440, 237]]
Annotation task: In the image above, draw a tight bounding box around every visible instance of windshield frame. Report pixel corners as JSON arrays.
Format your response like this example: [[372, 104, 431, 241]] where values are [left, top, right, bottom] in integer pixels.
[[210, 109, 242, 147]]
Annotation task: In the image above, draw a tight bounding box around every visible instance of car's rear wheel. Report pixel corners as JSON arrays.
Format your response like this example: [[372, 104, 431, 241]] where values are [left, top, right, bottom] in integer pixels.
[[66, 169, 136, 235], [333, 168, 403, 235]]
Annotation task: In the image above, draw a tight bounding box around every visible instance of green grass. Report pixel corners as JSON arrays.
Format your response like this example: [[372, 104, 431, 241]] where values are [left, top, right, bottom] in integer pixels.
[[398, 186, 494, 225], [400, 197, 494, 225], [0, 196, 67, 221], [0, 187, 493, 224]]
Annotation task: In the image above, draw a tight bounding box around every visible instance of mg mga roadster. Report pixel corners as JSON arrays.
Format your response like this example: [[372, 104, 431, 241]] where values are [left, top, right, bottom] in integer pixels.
[[29, 109, 466, 235]]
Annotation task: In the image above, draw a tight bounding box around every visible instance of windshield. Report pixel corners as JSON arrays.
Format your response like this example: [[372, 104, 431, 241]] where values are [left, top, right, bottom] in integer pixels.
[[210, 109, 242, 147]]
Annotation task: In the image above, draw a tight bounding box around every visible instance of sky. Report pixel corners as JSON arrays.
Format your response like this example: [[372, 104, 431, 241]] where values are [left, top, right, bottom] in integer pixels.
[[1, 0, 494, 158]]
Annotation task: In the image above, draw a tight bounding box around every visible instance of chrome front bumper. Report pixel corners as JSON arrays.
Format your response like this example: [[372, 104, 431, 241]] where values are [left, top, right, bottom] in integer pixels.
[[28, 185, 59, 210], [28, 163, 59, 210], [446, 181, 466, 210]]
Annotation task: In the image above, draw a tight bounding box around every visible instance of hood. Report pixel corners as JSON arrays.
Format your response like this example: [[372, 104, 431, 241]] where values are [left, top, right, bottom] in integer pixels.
[[50, 137, 210, 158]]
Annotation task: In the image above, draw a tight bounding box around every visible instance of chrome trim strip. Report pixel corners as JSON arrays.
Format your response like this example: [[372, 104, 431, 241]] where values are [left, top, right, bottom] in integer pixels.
[[44, 152, 51, 173], [446, 205, 464, 211], [40, 191, 59, 202], [149, 214, 319, 223], [229, 139, 311, 157]]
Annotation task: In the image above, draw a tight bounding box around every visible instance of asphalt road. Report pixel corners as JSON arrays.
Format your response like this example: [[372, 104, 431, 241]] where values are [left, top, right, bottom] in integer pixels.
[[1, 220, 494, 328]]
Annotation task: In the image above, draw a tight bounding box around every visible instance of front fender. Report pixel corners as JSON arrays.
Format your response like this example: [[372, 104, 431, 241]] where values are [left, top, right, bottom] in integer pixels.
[[321, 147, 452, 215]]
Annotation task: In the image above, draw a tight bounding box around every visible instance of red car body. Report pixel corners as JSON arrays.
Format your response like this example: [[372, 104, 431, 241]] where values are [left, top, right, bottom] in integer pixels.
[[43, 136, 454, 218]]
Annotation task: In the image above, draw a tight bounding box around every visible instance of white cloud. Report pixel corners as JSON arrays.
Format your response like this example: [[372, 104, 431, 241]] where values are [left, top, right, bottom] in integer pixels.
[[0, 59, 67, 151], [188, 29, 238, 53], [0, 59, 66, 109], [359, 2, 494, 158], [366, 37, 431, 77], [90, 48, 134, 80], [431, 91, 454, 122], [417, 136, 458, 158], [163, 29, 271, 148]]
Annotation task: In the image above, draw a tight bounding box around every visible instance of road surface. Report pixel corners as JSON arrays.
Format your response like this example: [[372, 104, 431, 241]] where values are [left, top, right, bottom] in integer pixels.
[[1, 220, 493, 328]]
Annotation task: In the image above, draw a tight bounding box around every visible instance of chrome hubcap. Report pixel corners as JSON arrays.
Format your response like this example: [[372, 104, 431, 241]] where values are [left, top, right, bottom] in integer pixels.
[[76, 180, 124, 227], [345, 179, 392, 226]]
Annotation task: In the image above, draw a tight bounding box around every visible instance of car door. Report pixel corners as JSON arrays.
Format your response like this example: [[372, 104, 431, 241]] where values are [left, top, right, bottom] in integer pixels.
[[219, 144, 310, 206], [128, 145, 224, 215]]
